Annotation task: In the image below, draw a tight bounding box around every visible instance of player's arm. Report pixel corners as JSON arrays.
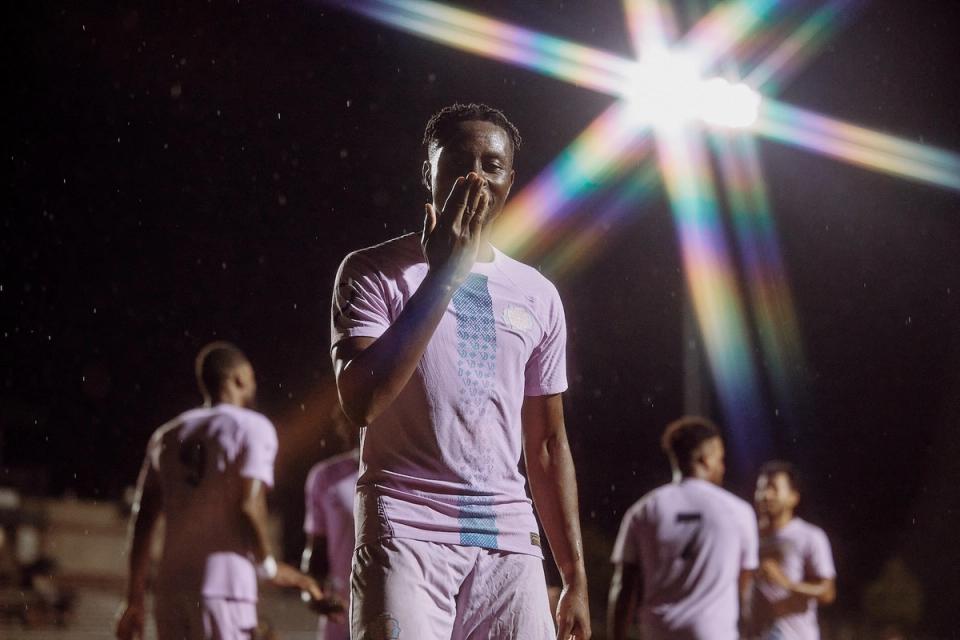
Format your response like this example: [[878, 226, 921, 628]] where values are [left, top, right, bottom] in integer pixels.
[[240, 478, 323, 599], [116, 455, 163, 640], [522, 393, 591, 640], [607, 562, 641, 640], [333, 174, 488, 426], [300, 534, 329, 582]]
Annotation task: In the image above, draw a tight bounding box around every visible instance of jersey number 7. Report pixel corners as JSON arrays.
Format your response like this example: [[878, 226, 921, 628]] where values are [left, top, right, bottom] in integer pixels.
[[676, 512, 703, 560]]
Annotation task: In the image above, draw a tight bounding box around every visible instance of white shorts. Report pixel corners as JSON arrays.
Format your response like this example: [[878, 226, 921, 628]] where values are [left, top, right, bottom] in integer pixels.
[[350, 538, 554, 640], [155, 593, 257, 640]]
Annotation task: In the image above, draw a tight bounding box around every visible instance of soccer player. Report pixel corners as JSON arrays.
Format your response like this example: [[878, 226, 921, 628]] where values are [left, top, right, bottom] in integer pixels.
[[301, 408, 358, 640], [116, 342, 321, 640], [331, 103, 591, 639], [752, 461, 836, 639], [607, 416, 758, 640]]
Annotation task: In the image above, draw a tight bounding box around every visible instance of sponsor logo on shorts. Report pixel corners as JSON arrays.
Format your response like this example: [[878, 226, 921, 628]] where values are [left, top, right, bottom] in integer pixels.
[[530, 532, 541, 547], [368, 613, 401, 639]]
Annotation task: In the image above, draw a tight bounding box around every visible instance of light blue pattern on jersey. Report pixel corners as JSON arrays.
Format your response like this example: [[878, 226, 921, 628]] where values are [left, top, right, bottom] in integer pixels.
[[457, 495, 499, 547], [452, 273, 499, 548]]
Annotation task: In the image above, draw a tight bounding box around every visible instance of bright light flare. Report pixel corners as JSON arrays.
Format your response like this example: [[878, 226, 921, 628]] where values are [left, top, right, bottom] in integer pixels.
[[627, 51, 761, 129]]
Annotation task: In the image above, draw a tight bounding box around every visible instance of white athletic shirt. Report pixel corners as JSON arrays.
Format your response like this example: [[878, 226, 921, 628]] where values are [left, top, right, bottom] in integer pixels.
[[304, 449, 360, 600], [149, 403, 277, 601], [612, 477, 759, 640], [331, 234, 567, 557], [755, 517, 836, 640]]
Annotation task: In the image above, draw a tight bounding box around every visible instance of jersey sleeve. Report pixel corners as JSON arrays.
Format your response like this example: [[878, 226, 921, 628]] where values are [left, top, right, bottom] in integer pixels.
[[807, 527, 837, 580], [331, 250, 393, 350], [239, 417, 278, 487], [303, 465, 327, 537], [611, 503, 643, 565], [524, 284, 568, 396], [740, 502, 760, 571]]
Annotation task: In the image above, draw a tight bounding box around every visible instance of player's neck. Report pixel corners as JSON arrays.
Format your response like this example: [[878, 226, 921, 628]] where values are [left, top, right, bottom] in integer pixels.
[[476, 235, 495, 262], [767, 511, 794, 532]]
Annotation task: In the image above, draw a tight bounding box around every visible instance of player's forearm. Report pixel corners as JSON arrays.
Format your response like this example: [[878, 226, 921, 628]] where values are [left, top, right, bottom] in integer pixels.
[[527, 431, 586, 585], [336, 267, 461, 426], [606, 579, 634, 640], [787, 578, 836, 604], [125, 505, 159, 604]]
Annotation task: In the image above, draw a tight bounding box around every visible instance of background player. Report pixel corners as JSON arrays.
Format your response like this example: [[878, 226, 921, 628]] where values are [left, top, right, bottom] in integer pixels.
[[331, 103, 590, 639], [752, 460, 836, 639], [116, 342, 321, 640], [301, 407, 358, 640], [607, 416, 758, 640]]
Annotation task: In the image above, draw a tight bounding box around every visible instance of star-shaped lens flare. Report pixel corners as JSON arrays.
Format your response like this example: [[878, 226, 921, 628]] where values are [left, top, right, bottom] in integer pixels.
[[327, 0, 960, 466]]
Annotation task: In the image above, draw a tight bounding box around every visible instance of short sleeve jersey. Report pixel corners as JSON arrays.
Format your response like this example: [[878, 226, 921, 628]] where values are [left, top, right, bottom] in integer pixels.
[[148, 403, 278, 601], [755, 518, 836, 640], [303, 449, 360, 599], [611, 478, 759, 640], [331, 234, 568, 557]]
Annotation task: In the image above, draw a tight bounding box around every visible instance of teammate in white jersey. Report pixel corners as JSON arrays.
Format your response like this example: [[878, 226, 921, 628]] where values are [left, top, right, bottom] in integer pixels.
[[301, 408, 357, 640], [116, 342, 322, 640], [608, 416, 758, 640], [751, 461, 836, 639], [332, 103, 590, 639]]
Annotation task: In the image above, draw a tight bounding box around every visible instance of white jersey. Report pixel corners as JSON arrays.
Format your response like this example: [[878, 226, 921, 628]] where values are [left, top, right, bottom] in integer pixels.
[[612, 478, 759, 640]]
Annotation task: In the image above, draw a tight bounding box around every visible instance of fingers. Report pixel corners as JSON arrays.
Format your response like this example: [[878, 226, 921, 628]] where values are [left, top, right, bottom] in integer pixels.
[[556, 614, 574, 640], [441, 173, 486, 235]]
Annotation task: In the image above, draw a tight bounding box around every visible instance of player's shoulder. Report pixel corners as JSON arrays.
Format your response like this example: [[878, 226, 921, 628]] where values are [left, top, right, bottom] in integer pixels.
[[216, 405, 277, 440], [791, 517, 830, 542], [625, 482, 673, 519], [307, 449, 359, 486], [340, 233, 423, 272], [493, 248, 560, 295]]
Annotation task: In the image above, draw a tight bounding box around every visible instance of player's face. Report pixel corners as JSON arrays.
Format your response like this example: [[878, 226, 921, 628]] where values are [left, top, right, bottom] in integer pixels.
[[755, 472, 799, 517], [234, 362, 257, 408], [423, 120, 516, 228], [701, 437, 726, 485]]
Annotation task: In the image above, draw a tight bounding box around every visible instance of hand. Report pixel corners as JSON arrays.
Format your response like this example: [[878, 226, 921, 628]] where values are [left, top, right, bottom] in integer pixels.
[[421, 172, 490, 284], [555, 581, 592, 639], [759, 559, 793, 589], [271, 561, 324, 601], [115, 601, 145, 640], [306, 592, 348, 624]]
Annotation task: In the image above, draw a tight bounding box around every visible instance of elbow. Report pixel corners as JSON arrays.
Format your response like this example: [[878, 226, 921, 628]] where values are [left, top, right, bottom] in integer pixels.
[[819, 585, 837, 605]]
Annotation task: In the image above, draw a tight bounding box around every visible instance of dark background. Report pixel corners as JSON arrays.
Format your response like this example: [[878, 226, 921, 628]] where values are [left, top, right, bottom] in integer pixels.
[[5, 0, 960, 634]]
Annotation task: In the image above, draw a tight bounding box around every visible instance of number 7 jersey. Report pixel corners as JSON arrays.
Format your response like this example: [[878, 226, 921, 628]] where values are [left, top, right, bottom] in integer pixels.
[[146, 403, 278, 602], [612, 477, 758, 640]]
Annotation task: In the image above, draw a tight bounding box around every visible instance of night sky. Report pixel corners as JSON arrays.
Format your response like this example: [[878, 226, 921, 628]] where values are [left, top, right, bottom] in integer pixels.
[[6, 1, 960, 633]]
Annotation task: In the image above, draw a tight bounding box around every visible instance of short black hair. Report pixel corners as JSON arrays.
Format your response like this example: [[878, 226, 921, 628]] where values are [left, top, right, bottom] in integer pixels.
[[422, 103, 522, 156], [195, 341, 249, 399], [661, 416, 721, 473], [758, 460, 802, 494]]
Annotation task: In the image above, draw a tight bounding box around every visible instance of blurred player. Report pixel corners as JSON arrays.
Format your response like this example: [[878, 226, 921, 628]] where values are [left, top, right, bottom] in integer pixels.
[[116, 342, 321, 640], [752, 461, 836, 639], [331, 103, 590, 639], [300, 408, 358, 640], [607, 416, 758, 640]]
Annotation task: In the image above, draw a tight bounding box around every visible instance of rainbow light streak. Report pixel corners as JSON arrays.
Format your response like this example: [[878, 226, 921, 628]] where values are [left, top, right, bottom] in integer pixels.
[[347, 0, 635, 96], [745, 0, 863, 93], [623, 0, 678, 56], [756, 99, 960, 191], [539, 157, 661, 278], [655, 121, 769, 466], [492, 102, 649, 257], [710, 131, 805, 403]]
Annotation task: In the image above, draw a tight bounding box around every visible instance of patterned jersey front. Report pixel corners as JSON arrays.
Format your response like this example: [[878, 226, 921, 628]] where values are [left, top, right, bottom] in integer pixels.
[[331, 234, 568, 557]]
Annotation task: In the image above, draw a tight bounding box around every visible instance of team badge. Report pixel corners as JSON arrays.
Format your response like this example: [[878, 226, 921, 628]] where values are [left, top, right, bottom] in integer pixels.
[[502, 305, 533, 332]]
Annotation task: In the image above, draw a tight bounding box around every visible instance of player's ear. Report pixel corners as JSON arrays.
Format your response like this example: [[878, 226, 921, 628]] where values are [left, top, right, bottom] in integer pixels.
[[421, 160, 432, 194]]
